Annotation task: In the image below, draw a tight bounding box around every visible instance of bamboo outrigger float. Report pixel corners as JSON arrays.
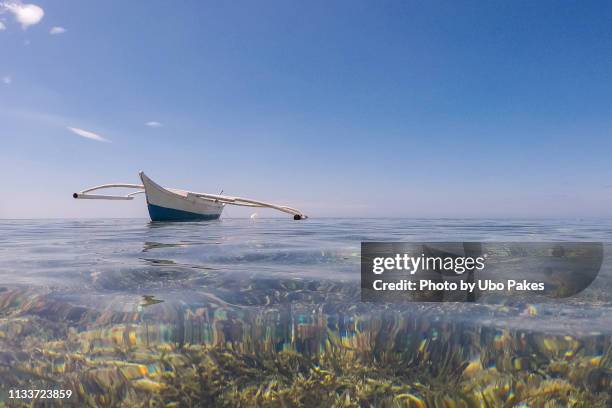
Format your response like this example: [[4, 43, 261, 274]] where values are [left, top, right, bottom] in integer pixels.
[[73, 172, 307, 221]]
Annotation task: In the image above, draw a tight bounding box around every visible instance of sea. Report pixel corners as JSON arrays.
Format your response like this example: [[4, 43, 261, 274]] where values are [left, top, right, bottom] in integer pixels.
[[0, 218, 610, 407]]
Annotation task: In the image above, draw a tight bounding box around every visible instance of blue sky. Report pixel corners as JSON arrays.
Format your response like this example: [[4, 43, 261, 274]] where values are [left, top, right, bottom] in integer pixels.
[[1, 1, 611, 218]]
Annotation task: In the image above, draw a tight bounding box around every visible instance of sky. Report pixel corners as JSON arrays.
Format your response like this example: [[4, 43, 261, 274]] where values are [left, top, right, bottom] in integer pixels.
[[1, 0, 612, 218]]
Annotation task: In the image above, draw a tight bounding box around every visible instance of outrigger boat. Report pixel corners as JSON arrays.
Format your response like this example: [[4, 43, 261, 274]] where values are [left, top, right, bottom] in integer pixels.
[[73, 172, 307, 221]]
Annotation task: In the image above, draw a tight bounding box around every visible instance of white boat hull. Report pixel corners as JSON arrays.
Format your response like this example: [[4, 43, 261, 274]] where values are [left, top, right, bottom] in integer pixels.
[[139, 172, 224, 221]]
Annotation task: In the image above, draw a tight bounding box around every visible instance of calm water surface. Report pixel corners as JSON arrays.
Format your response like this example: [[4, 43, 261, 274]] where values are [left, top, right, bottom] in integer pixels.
[[1, 218, 610, 331]]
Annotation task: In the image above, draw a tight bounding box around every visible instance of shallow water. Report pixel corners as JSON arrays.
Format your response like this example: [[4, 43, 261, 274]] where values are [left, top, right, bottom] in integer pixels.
[[0, 218, 610, 406]]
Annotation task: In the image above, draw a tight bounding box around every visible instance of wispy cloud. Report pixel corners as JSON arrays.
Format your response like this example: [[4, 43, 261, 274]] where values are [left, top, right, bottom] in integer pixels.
[[0, 1, 44, 29], [5, 110, 117, 143], [2, 75, 11, 84], [145, 121, 162, 128], [49, 26, 65, 35], [67, 127, 111, 143], [0, 21, 6, 30]]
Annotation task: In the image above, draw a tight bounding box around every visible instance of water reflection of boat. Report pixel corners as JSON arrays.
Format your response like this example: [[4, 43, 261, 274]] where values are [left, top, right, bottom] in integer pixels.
[[73, 171, 307, 221]]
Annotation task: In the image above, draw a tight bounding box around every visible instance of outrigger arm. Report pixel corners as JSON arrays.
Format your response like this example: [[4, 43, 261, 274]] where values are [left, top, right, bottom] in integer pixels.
[[72, 184, 144, 200]]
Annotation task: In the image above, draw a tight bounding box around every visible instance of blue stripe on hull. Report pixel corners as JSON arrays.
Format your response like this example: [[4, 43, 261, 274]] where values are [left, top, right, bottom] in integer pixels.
[[147, 203, 221, 222]]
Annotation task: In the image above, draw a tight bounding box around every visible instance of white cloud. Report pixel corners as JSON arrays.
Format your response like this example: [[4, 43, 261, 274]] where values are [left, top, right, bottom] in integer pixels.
[[2, 75, 11, 84], [0, 21, 6, 30], [67, 127, 111, 143], [145, 121, 162, 128], [1, 2, 44, 29], [49, 26, 65, 35]]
